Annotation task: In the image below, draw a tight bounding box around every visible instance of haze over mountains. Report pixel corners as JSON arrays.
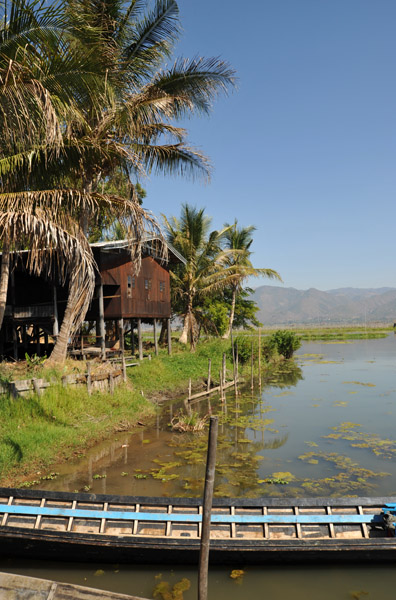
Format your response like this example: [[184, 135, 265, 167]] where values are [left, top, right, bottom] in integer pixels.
[[251, 286, 396, 326]]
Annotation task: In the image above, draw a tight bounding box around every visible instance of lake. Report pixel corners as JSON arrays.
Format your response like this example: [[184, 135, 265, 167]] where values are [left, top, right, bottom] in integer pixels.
[[2, 335, 396, 599]]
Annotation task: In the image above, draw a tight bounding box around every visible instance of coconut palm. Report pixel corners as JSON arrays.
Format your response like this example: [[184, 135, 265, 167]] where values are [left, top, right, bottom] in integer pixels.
[[0, 0, 235, 363], [163, 205, 240, 350], [63, 0, 236, 222], [0, 0, 164, 362], [222, 221, 282, 339]]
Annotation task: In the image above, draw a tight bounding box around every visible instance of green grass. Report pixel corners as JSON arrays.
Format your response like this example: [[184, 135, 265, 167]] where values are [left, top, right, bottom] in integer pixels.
[[129, 338, 232, 394], [0, 383, 154, 486], [0, 339, 235, 486]]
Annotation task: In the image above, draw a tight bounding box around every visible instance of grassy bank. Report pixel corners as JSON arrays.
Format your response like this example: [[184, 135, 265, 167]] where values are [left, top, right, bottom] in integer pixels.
[[0, 339, 234, 487], [0, 327, 390, 487]]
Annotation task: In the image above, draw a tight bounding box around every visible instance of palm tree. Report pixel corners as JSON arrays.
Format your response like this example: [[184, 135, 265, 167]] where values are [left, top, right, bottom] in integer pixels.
[[222, 221, 282, 339], [0, 0, 164, 363], [0, 0, 235, 363], [63, 0, 236, 220], [163, 205, 240, 350]]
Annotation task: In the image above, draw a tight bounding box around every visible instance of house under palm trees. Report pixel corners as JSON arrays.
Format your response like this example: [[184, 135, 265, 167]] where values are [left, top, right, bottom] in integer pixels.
[[0, 236, 185, 360]]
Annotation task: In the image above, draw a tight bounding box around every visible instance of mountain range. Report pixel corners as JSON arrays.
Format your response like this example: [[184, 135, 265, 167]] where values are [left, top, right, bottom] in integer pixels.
[[250, 286, 396, 326]]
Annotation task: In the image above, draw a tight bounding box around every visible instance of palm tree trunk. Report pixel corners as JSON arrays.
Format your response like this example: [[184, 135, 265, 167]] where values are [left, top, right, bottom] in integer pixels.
[[47, 290, 76, 363], [179, 313, 190, 344], [0, 240, 11, 331], [223, 287, 237, 339]]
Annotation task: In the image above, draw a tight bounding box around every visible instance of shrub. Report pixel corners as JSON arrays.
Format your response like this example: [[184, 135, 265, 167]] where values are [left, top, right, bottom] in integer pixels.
[[268, 330, 301, 359]]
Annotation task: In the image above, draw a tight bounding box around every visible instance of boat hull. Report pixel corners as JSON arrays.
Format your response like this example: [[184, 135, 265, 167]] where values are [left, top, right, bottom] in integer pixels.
[[1, 488, 396, 565]]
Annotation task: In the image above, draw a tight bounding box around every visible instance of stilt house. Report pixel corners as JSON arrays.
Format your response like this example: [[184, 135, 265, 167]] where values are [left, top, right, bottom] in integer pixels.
[[0, 236, 185, 360]]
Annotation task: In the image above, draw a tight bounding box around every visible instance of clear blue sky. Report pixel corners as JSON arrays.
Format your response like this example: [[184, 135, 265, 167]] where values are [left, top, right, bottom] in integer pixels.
[[142, 0, 396, 291]]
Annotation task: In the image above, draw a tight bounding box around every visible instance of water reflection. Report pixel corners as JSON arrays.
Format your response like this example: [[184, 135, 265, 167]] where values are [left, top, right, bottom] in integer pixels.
[[35, 336, 396, 499]]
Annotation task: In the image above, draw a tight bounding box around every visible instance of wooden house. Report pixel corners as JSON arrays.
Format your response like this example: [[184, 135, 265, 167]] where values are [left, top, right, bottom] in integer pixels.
[[0, 237, 185, 360]]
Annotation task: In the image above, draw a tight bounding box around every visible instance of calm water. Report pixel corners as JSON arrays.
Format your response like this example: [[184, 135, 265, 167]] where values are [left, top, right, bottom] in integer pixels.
[[35, 334, 396, 499], [2, 335, 396, 599]]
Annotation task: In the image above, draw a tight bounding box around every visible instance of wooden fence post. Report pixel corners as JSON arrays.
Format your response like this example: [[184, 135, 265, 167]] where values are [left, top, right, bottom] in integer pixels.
[[207, 359, 211, 393], [109, 372, 114, 395], [198, 416, 218, 600], [86, 362, 92, 396], [32, 378, 41, 397], [222, 353, 226, 385]]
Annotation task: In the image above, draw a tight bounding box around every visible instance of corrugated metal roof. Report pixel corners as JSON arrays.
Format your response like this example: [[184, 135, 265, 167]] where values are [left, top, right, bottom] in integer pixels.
[[90, 236, 186, 264]]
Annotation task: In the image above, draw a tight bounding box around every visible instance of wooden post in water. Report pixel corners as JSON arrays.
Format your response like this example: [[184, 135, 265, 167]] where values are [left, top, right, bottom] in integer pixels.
[[198, 416, 218, 600], [207, 359, 211, 393], [251, 341, 254, 391], [258, 328, 262, 390], [234, 342, 238, 396]]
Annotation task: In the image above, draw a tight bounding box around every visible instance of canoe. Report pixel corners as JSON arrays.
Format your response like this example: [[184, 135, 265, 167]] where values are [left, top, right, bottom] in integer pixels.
[[1, 487, 396, 564], [0, 571, 147, 600]]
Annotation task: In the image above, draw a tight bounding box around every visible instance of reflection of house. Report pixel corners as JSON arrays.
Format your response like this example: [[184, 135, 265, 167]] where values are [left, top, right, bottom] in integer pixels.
[[0, 237, 184, 360]]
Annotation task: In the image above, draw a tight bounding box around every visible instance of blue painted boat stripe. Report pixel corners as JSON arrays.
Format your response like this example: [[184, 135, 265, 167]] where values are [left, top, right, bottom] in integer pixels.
[[0, 504, 384, 525]]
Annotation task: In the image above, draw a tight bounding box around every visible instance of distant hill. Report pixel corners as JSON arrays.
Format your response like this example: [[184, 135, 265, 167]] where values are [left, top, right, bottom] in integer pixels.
[[250, 286, 396, 326]]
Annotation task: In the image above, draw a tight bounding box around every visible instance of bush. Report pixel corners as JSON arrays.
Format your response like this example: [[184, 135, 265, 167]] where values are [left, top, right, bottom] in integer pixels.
[[228, 335, 254, 364], [268, 330, 301, 359]]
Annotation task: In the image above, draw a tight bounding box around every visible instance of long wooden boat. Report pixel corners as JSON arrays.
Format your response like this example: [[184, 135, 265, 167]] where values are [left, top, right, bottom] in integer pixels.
[[1, 487, 396, 564]]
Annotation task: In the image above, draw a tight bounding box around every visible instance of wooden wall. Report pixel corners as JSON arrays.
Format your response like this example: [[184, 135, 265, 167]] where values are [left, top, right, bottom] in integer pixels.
[[88, 251, 171, 320]]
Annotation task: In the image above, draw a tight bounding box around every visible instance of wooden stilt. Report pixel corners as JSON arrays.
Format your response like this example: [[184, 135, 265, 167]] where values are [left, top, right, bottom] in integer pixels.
[[207, 359, 211, 393], [153, 319, 158, 356], [98, 282, 106, 360], [52, 285, 59, 338], [167, 318, 172, 355], [131, 320, 135, 355], [138, 318, 143, 360]]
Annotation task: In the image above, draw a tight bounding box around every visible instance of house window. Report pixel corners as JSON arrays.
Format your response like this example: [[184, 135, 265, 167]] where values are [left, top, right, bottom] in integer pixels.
[[127, 275, 132, 298], [159, 281, 165, 294], [144, 278, 152, 290]]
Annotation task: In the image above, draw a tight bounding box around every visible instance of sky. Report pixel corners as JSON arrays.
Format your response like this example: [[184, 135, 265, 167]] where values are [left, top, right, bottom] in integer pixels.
[[142, 0, 396, 291]]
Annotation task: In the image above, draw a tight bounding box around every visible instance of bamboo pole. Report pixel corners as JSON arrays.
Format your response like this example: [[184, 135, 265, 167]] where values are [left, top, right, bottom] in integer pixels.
[[251, 342, 254, 390], [207, 359, 211, 393], [258, 328, 262, 390], [188, 378, 192, 401], [198, 416, 218, 600], [234, 342, 238, 396]]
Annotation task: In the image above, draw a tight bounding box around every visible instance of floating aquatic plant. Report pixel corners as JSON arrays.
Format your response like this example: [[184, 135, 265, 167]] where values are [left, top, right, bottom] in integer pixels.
[[323, 422, 396, 459]]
